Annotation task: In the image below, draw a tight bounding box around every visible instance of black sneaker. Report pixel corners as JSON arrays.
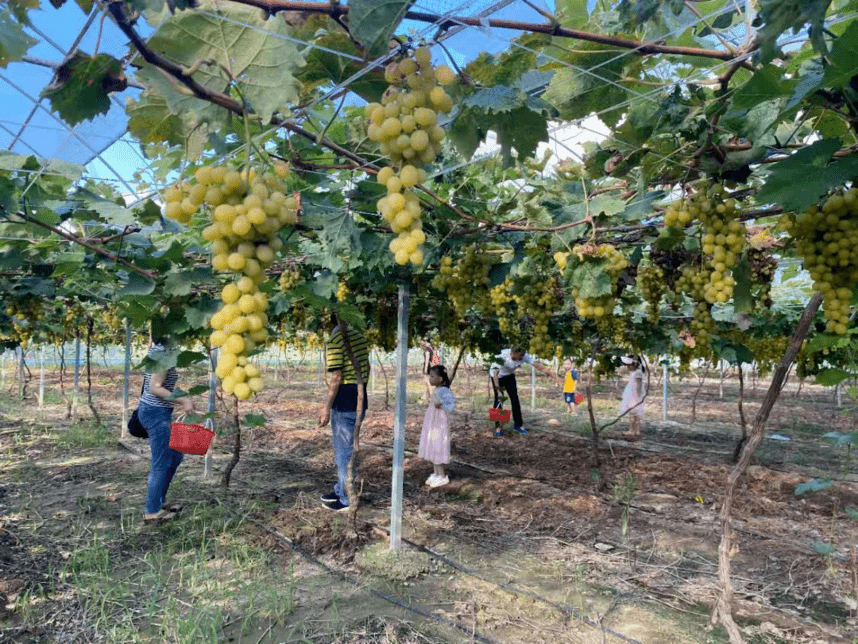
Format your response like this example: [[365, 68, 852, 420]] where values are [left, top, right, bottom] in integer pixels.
[[323, 499, 349, 512], [320, 492, 339, 504]]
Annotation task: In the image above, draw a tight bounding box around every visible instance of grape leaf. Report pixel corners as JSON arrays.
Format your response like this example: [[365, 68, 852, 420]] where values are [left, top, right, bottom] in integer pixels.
[[731, 65, 793, 110], [463, 86, 526, 113], [347, 0, 410, 58], [557, 0, 590, 29], [755, 138, 858, 211], [543, 42, 629, 127], [571, 261, 612, 298], [119, 272, 156, 295], [300, 32, 386, 103], [814, 368, 851, 387], [491, 106, 549, 161], [756, 0, 831, 63], [0, 8, 36, 68], [812, 541, 836, 555], [126, 90, 206, 156], [184, 298, 219, 329], [41, 53, 127, 126], [6, 0, 39, 25], [243, 413, 267, 428], [823, 20, 858, 89], [794, 478, 833, 495], [732, 255, 752, 313], [135, 1, 304, 128], [823, 431, 858, 446], [806, 332, 849, 353]]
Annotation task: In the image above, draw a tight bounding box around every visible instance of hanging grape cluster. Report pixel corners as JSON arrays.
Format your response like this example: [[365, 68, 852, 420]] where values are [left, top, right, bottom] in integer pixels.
[[364, 45, 456, 266], [278, 266, 302, 292], [636, 265, 665, 323], [649, 246, 689, 289], [432, 246, 494, 316], [490, 275, 561, 357], [747, 247, 778, 308], [779, 187, 858, 334], [163, 161, 297, 400], [336, 281, 349, 303], [665, 183, 746, 305], [3, 300, 43, 348], [567, 243, 629, 319]]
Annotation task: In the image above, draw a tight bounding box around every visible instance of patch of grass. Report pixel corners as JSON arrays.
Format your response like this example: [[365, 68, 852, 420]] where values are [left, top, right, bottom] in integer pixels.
[[56, 421, 113, 449], [50, 501, 297, 643]]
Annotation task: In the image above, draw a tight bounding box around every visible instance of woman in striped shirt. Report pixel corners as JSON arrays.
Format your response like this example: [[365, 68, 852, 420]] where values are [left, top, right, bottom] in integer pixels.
[[139, 337, 194, 522]]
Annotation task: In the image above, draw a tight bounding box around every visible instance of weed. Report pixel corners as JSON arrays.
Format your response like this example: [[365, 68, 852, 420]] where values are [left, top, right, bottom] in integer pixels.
[[57, 421, 113, 449], [612, 474, 638, 540]]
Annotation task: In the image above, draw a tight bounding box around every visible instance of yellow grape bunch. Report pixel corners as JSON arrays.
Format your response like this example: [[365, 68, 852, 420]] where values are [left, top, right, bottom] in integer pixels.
[[665, 182, 746, 305], [780, 187, 858, 335], [163, 161, 298, 400], [364, 45, 456, 266], [433, 246, 494, 316], [565, 243, 629, 320]]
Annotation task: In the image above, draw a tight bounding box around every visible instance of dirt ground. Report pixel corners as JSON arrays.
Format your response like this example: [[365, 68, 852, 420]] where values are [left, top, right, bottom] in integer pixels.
[[0, 359, 856, 644]]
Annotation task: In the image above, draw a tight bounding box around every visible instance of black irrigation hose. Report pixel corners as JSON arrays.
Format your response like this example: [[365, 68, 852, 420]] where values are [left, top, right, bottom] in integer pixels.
[[391, 531, 645, 644], [238, 512, 501, 644]]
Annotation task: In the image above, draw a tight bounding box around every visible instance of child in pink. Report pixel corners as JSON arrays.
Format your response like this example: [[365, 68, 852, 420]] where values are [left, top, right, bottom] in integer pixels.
[[419, 365, 456, 487], [619, 356, 646, 440]]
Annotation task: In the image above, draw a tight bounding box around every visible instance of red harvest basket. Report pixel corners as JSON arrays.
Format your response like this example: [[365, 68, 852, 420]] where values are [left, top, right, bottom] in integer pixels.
[[489, 407, 511, 423], [169, 420, 215, 455], [574, 393, 584, 405]]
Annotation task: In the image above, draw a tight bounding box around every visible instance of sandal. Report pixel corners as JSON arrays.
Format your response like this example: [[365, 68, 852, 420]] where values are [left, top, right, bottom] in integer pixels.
[[621, 431, 641, 441], [143, 509, 178, 524]]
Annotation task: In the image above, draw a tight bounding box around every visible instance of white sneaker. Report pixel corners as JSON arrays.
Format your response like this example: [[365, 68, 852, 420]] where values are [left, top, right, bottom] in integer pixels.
[[425, 474, 440, 486], [428, 475, 449, 488]]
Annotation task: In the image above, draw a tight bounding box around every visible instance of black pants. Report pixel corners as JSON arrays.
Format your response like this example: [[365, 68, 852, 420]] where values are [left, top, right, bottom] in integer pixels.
[[492, 374, 523, 428]]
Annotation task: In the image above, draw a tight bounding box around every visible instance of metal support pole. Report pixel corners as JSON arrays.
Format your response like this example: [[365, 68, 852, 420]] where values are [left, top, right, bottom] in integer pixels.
[[531, 364, 536, 410], [204, 349, 218, 477], [662, 361, 668, 421], [318, 348, 323, 382], [122, 325, 131, 437], [836, 381, 842, 408], [38, 345, 45, 409], [390, 283, 410, 551], [17, 346, 24, 400], [72, 336, 81, 422], [1, 353, 6, 389], [719, 360, 724, 399]]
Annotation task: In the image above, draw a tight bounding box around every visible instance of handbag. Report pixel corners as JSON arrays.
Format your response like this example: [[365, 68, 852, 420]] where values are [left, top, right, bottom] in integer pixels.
[[128, 382, 148, 439], [574, 393, 584, 405], [489, 407, 511, 422], [128, 408, 148, 439]]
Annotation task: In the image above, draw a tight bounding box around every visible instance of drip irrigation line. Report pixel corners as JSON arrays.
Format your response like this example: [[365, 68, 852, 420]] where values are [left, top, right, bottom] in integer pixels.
[[236, 512, 501, 644]]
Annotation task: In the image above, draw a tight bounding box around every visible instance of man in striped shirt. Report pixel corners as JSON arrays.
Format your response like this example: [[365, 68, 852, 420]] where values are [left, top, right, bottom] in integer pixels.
[[318, 322, 370, 511]]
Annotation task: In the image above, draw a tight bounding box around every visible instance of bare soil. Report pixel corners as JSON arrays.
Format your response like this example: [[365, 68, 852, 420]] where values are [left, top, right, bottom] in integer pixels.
[[0, 360, 856, 643]]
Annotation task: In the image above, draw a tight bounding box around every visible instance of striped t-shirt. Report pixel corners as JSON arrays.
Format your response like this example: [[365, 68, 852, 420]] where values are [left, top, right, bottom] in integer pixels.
[[326, 326, 369, 412], [140, 344, 178, 408]]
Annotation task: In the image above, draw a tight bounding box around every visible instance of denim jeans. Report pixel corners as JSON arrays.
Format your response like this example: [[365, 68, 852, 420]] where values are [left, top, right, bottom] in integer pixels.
[[331, 409, 364, 506], [139, 402, 184, 514]]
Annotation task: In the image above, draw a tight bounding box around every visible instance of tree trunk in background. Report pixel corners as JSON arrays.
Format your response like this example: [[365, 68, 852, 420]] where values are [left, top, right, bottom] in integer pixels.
[[85, 317, 101, 425], [713, 292, 822, 644], [690, 362, 710, 426], [221, 399, 241, 488]]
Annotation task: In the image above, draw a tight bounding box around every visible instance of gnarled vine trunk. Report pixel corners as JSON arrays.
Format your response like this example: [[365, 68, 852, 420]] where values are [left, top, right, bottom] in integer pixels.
[[713, 292, 822, 644]]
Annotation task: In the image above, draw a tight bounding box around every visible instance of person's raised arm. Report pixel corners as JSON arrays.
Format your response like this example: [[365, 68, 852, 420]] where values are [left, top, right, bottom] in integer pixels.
[[318, 370, 342, 428], [534, 361, 563, 385], [150, 371, 193, 413]]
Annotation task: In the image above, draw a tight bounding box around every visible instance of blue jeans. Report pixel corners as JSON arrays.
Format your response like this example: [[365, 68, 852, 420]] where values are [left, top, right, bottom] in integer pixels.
[[139, 402, 184, 514], [331, 409, 364, 506]]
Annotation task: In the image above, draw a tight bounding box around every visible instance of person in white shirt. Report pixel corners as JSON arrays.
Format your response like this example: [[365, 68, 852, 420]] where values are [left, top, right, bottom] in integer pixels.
[[489, 348, 561, 436]]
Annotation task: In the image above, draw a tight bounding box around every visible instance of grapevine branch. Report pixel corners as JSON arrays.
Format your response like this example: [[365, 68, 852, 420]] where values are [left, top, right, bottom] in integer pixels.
[[8, 210, 157, 279], [227, 0, 751, 66]]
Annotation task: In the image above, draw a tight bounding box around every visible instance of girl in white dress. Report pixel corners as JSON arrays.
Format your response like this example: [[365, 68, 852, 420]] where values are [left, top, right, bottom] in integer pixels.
[[419, 365, 456, 487], [619, 357, 645, 440]]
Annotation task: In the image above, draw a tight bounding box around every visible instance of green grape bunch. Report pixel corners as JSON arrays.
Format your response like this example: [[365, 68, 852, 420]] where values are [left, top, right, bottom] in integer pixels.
[[636, 264, 666, 323], [365, 45, 457, 266], [665, 182, 747, 305], [433, 246, 495, 316], [163, 161, 297, 400], [779, 187, 858, 335]]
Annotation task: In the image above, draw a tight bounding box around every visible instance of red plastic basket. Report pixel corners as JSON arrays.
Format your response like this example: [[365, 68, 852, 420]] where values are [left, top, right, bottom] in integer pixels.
[[169, 420, 215, 455], [489, 407, 511, 423], [574, 393, 584, 405]]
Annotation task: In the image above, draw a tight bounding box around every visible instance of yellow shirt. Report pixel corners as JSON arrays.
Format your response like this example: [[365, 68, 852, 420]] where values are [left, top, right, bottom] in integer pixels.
[[563, 370, 578, 393]]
